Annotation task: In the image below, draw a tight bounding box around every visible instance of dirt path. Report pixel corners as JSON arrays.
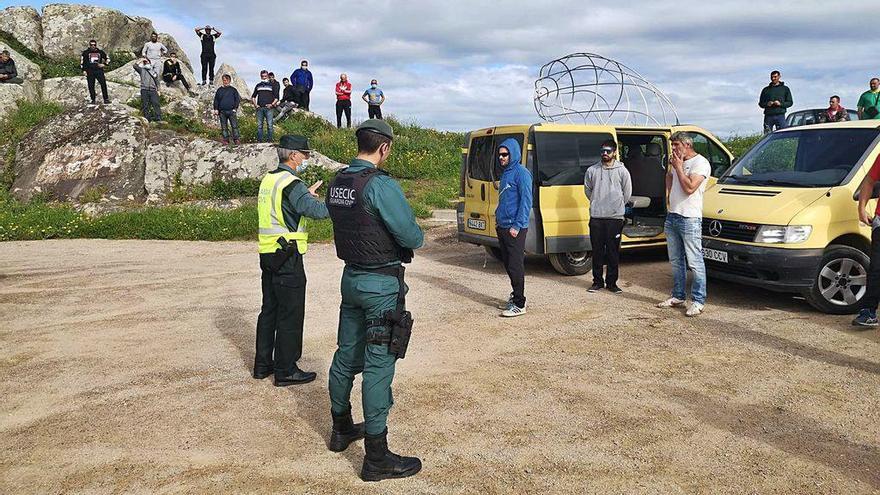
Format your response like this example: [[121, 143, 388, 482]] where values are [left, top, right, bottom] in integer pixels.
[[1, 227, 879, 494]]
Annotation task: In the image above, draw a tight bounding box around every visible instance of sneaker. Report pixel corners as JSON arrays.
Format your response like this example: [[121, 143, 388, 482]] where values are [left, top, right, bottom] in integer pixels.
[[198, 81, 206, 86], [686, 302, 704, 317], [587, 283, 603, 293], [89, 99, 97, 105], [233, 139, 241, 145], [501, 305, 526, 317], [657, 297, 686, 308], [607, 285, 623, 294], [103, 99, 111, 104], [497, 293, 514, 310], [852, 309, 879, 327], [221, 139, 229, 145]]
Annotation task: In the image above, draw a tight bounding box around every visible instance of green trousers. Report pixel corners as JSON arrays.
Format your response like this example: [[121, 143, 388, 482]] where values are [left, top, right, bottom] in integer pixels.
[[328, 265, 406, 435]]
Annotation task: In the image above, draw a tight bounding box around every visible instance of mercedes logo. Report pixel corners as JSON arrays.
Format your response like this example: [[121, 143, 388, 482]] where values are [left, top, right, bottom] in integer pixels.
[[708, 220, 723, 237]]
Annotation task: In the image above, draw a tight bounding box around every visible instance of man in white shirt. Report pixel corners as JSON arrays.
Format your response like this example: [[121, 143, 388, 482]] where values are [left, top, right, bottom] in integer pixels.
[[141, 32, 167, 67], [657, 132, 710, 316]]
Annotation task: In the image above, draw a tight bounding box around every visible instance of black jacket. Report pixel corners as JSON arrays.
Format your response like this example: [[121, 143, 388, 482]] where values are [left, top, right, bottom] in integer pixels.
[[0, 58, 17, 79], [162, 60, 183, 78], [214, 85, 241, 111]]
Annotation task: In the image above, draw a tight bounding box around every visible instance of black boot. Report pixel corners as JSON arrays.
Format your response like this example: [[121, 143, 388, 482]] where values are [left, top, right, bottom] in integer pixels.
[[328, 408, 365, 452], [360, 428, 421, 482]]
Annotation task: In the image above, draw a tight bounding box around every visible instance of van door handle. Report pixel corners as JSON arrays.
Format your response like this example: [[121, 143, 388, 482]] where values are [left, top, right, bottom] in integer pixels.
[[481, 184, 486, 201]]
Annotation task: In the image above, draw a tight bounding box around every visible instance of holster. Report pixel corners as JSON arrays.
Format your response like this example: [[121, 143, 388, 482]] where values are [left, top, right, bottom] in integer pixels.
[[267, 236, 294, 272], [365, 264, 413, 360]]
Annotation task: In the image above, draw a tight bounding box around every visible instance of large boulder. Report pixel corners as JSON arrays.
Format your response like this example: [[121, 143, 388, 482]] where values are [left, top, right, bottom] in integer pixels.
[[214, 63, 251, 101], [0, 6, 43, 55], [0, 41, 41, 81], [159, 33, 191, 71], [42, 76, 140, 107], [12, 103, 147, 201], [106, 60, 196, 99], [41, 4, 154, 60], [0, 80, 39, 122]]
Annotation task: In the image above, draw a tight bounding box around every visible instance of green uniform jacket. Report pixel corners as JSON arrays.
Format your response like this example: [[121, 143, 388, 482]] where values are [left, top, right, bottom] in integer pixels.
[[342, 158, 424, 268], [758, 82, 793, 116], [275, 162, 329, 228]]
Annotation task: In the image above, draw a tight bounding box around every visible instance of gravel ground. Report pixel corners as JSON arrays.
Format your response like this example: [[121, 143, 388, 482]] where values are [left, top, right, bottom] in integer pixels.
[[1, 226, 878, 494]]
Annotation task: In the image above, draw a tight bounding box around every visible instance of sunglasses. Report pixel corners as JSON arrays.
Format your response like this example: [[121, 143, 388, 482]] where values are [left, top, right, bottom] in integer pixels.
[[601, 148, 614, 154], [498, 152, 510, 157]]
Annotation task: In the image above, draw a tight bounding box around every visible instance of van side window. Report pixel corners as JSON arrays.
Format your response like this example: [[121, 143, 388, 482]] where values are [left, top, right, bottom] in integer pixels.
[[689, 132, 731, 178], [467, 136, 494, 181], [535, 132, 614, 185]]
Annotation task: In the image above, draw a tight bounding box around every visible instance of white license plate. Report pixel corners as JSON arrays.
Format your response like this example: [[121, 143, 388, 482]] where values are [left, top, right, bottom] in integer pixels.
[[467, 218, 486, 230], [702, 248, 728, 263]]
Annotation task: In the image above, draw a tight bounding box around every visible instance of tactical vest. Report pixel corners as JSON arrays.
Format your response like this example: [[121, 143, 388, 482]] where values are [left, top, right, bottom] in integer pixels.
[[326, 167, 401, 264], [257, 169, 308, 255]]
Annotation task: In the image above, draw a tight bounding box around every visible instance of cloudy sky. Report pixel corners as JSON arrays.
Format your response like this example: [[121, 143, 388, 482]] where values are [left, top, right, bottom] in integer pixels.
[[16, 1, 877, 136]]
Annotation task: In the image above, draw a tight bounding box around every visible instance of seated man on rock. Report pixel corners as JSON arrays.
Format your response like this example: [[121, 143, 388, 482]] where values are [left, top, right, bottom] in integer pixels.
[[162, 51, 196, 96], [0, 50, 23, 84]]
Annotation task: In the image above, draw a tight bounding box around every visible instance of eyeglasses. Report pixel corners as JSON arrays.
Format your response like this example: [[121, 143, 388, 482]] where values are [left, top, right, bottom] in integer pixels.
[[498, 152, 510, 158]]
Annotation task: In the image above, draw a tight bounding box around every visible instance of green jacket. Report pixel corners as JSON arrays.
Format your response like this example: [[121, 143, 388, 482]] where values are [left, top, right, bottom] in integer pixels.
[[758, 82, 793, 116], [276, 162, 329, 229], [340, 158, 424, 268]]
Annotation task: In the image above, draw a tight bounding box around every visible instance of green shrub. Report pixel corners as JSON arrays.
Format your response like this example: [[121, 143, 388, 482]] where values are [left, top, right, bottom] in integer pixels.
[[722, 134, 763, 159], [0, 30, 133, 78]]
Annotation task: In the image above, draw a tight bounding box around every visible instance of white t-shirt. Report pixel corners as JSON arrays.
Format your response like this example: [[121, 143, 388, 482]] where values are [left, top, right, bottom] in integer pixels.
[[142, 41, 167, 61], [669, 153, 711, 218]]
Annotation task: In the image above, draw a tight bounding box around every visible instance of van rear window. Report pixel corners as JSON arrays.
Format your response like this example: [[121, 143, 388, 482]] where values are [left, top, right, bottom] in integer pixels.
[[534, 132, 614, 185]]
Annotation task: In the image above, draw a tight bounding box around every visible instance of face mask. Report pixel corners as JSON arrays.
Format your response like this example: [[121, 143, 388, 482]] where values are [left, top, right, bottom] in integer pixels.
[[371, 84, 377, 89], [143, 64, 153, 70], [296, 160, 309, 173]]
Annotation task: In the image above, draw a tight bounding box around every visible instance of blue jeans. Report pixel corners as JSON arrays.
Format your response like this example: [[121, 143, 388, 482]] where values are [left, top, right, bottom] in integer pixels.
[[665, 213, 706, 304], [256, 107, 274, 142], [763, 114, 787, 134]]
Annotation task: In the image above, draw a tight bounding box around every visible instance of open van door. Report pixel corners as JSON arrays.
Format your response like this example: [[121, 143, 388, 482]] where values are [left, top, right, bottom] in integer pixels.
[[532, 125, 616, 274]]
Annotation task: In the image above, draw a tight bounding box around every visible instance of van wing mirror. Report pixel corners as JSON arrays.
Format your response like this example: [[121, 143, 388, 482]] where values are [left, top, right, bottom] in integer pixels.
[[852, 181, 880, 201]]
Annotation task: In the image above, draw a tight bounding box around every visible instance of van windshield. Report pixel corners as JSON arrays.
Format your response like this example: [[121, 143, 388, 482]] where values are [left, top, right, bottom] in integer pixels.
[[720, 128, 879, 187]]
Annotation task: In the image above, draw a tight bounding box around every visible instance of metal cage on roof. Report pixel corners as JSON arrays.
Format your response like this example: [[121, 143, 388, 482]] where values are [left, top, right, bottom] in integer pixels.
[[534, 53, 679, 127]]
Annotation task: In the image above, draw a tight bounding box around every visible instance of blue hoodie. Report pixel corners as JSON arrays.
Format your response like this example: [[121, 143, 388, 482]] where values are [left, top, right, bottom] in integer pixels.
[[494, 138, 532, 230]]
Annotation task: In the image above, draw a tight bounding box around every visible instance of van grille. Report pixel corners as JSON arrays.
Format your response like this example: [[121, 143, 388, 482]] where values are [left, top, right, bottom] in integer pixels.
[[717, 188, 780, 197], [702, 218, 759, 242]]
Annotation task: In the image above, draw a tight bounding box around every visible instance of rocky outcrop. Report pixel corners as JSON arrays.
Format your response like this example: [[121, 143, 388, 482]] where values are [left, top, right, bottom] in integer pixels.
[[12, 103, 147, 202], [0, 80, 39, 122], [0, 6, 43, 54], [214, 63, 251, 101], [42, 77, 140, 107], [11, 102, 346, 203], [0, 41, 42, 80], [159, 34, 191, 71]]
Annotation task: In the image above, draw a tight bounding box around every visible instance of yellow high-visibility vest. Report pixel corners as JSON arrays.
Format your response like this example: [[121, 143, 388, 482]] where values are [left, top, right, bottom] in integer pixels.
[[257, 169, 308, 255]]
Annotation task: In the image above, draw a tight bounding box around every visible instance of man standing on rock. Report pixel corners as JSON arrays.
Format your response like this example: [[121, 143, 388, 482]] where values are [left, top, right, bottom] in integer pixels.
[[81, 40, 110, 104], [134, 58, 162, 123], [252, 70, 278, 142], [0, 50, 22, 84], [195, 25, 221, 86], [213, 74, 241, 145], [141, 32, 167, 68], [162, 51, 195, 96], [290, 60, 313, 112], [326, 120, 424, 482], [255, 134, 328, 387]]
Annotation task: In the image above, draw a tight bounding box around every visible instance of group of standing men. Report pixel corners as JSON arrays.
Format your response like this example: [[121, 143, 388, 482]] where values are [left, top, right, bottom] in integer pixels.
[[253, 120, 423, 482]]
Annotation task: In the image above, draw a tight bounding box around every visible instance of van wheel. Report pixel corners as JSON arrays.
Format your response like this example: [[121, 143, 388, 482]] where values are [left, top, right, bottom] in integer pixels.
[[549, 252, 591, 276], [805, 245, 869, 314], [484, 246, 503, 262]]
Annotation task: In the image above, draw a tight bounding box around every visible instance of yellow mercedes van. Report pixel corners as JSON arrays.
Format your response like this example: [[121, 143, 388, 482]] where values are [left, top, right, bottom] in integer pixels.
[[701, 120, 880, 314], [456, 123, 733, 275]]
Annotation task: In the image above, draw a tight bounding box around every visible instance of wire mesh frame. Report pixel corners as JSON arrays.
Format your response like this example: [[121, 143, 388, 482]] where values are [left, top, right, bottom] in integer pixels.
[[534, 53, 680, 126]]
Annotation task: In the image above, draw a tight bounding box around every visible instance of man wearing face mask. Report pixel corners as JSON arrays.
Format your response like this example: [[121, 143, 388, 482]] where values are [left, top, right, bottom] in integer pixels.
[[362, 79, 385, 119], [326, 120, 424, 481], [133, 57, 162, 122], [252, 70, 279, 142], [290, 60, 313, 111], [255, 135, 328, 386]]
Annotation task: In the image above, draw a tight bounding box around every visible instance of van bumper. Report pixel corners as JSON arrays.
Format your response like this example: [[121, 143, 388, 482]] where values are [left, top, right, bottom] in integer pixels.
[[702, 238, 824, 293], [458, 231, 500, 248]]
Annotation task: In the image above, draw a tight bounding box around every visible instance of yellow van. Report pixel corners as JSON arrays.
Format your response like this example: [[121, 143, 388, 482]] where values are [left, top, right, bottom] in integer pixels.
[[701, 120, 880, 314], [456, 123, 733, 275]]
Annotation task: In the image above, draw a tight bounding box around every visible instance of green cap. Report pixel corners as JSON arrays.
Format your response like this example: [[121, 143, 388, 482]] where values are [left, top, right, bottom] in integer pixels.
[[278, 134, 312, 151], [356, 119, 394, 140]]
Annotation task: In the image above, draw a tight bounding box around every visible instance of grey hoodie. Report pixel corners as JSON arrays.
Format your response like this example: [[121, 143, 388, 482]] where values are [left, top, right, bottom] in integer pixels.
[[583, 159, 632, 219], [133, 62, 160, 91]]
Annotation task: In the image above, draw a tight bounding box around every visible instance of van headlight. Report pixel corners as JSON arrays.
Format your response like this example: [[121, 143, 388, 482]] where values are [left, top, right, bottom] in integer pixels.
[[754, 225, 812, 244]]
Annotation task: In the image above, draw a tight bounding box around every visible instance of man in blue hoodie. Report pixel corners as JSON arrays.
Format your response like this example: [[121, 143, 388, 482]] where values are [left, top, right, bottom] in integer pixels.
[[495, 138, 532, 317], [290, 60, 313, 111]]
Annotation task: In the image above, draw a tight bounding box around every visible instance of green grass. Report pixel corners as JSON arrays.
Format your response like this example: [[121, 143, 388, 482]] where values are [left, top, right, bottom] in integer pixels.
[[0, 30, 134, 78]]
